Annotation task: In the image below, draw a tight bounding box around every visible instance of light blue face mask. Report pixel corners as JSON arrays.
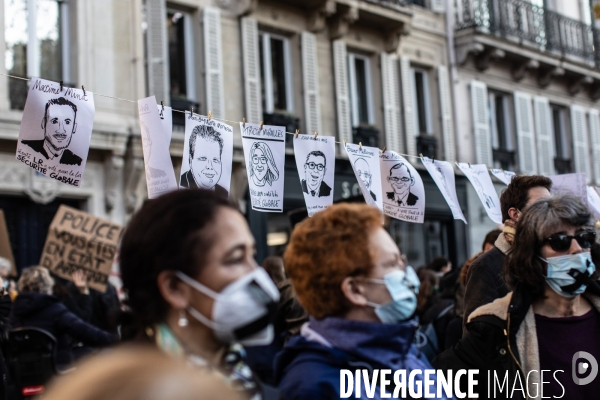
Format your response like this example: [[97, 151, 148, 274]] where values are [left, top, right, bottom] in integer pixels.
[[539, 252, 596, 298], [364, 267, 421, 324]]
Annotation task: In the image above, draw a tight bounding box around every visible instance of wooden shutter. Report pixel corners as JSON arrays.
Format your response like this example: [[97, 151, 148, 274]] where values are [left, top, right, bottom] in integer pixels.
[[438, 65, 455, 162], [333, 40, 352, 146], [302, 32, 322, 135], [204, 8, 225, 120], [241, 17, 262, 124], [381, 53, 403, 153], [589, 109, 600, 185], [514, 91, 537, 174], [571, 105, 591, 181], [470, 80, 493, 166], [146, 0, 169, 105], [533, 96, 555, 176], [401, 56, 416, 156]]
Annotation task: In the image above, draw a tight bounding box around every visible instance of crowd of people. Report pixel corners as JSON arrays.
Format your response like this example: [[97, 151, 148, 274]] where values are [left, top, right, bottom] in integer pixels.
[[0, 173, 597, 399]]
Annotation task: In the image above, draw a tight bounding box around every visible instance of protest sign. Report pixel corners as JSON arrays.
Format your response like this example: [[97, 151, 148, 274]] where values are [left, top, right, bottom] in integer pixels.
[[587, 186, 600, 221], [15, 78, 95, 187], [0, 210, 16, 276], [346, 143, 383, 210], [490, 169, 516, 185], [422, 157, 466, 224], [240, 122, 286, 212], [549, 173, 587, 200], [380, 151, 425, 223], [158, 104, 173, 144], [293, 134, 335, 217], [180, 113, 233, 198], [138, 96, 178, 199], [39, 205, 123, 292], [457, 163, 502, 224]]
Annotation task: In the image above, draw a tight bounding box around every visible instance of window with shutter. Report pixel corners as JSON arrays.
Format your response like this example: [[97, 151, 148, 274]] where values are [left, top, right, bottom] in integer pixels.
[[203, 8, 224, 120], [550, 104, 572, 174], [146, 0, 169, 106], [489, 91, 515, 170], [259, 32, 294, 114], [302, 32, 322, 135], [401, 56, 416, 156], [241, 17, 262, 124], [571, 105, 591, 181], [589, 109, 600, 185], [533, 96, 555, 176], [348, 53, 375, 127], [514, 91, 537, 174], [381, 53, 403, 153], [333, 40, 352, 146], [438, 66, 455, 162], [470, 80, 493, 166]]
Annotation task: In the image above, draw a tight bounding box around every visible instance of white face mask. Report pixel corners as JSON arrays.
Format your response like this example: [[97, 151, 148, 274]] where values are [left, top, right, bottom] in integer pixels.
[[540, 252, 596, 298], [176, 268, 280, 346]]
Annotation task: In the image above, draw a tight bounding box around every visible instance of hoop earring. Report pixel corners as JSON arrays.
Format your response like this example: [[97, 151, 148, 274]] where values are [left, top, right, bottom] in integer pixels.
[[178, 309, 188, 327]]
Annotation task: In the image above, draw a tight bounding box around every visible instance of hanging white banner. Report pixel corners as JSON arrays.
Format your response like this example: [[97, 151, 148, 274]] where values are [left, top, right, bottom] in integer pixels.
[[180, 113, 233, 199], [457, 163, 502, 224], [16, 78, 95, 187], [380, 151, 425, 223], [157, 104, 173, 145], [421, 157, 467, 224], [138, 96, 178, 199], [293, 134, 335, 217], [549, 173, 587, 200], [345, 143, 383, 210], [587, 186, 600, 221], [490, 168, 516, 186], [240, 123, 286, 212]]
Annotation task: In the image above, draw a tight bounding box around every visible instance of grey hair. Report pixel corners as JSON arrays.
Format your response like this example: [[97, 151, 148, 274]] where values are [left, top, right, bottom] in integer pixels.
[[18, 266, 55, 295]]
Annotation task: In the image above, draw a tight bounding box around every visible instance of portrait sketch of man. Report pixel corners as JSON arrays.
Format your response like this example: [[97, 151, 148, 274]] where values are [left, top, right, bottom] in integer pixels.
[[301, 150, 331, 197], [472, 174, 495, 209], [386, 162, 419, 207], [141, 121, 167, 179], [249, 142, 279, 187], [180, 124, 228, 198], [21, 97, 82, 166], [354, 158, 376, 201], [435, 166, 452, 199]]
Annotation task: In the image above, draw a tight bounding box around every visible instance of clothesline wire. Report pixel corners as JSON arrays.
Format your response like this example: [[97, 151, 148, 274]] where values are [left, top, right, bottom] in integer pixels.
[[1, 72, 489, 165]]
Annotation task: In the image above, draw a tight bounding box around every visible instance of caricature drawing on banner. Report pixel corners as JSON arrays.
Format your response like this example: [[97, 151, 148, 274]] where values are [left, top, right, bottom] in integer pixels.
[[240, 122, 286, 212], [380, 151, 425, 223], [457, 163, 502, 224], [490, 168, 516, 186], [549, 173, 587, 199], [16, 78, 95, 187], [421, 157, 467, 224], [345, 143, 382, 210], [587, 186, 600, 221], [138, 96, 178, 199], [157, 104, 173, 144], [293, 134, 335, 217], [179, 112, 233, 199]]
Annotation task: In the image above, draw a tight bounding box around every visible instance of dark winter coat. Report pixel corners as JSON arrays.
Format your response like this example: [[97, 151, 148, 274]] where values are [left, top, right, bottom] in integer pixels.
[[9, 292, 117, 367]]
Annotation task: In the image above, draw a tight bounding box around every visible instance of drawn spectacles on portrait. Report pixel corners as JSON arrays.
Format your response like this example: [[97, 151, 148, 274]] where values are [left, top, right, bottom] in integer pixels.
[[389, 177, 411, 183], [357, 172, 372, 179], [305, 162, 325, 171], [252, 156, 268, 165]]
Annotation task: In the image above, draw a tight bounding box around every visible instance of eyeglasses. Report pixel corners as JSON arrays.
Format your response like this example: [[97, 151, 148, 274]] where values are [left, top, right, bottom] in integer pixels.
[[252, 156, 267, 165], [388, 177, 411, 183], [358, 172, 372, 179], [543, 231, 596, 252], [305, 162, 325, 171]]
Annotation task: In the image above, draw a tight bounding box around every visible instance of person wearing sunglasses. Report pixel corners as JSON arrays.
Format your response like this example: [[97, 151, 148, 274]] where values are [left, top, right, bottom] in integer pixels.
[[275, 203, 450, 400], [301, 150, 331, 198], [435, 195, 600, 399]]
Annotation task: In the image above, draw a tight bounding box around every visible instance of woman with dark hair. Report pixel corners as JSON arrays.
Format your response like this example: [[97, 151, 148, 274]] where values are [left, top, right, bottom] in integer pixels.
[[435, 195, 600, 399], [119, 189, 279, 399], [416, 268, 440, 318]]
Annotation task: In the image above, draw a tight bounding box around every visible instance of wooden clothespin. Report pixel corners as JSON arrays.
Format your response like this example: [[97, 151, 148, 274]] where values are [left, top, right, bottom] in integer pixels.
[[359, 142, 363, 150], [260, 121, 264, 130], [161, 101, 165, 111], [242, 117, 246, 128], [81, 85, 86, 96], [313, 131, 318, 140], [382, 146, 386, 153], [190, 106, 194, 115], [343, 139, 347, 147], [60, 81, 63, 91], [419, 153, 424, 158], [468, 163, 472, 168], [295, 129, 299, 139], [208, 111, 213, 120]]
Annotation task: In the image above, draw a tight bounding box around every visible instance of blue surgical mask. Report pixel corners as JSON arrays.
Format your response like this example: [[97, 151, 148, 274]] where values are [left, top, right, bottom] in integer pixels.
[[2, 281, 8, 289], [364, 267, 420, 324], [539, 252, 595, 298]]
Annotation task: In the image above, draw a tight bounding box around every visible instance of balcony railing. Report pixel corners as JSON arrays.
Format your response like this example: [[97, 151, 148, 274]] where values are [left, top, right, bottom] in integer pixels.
[[364, 0, 421, 9], [456, 0, 598, 64]]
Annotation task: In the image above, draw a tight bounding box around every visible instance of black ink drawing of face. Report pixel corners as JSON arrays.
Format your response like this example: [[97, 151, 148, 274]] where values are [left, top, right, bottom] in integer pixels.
[[191, 136, 222, 189], [43, 103, 77, 152], [388, 163, 413, 195], [354, 158, 372, 190], [250, 142, 279, 187], [436, 167, 449, 193], [304, 152, 326, 191], [141, 122, 152, 158]]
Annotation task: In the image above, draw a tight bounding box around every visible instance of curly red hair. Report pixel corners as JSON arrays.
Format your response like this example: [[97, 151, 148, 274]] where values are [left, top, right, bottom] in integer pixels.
[[284, 203, 383, 319]]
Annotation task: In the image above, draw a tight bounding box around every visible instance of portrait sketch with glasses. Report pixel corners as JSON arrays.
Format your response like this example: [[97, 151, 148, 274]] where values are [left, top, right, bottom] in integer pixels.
[[249, 142, 279, 187], [301, 150, 331, 198], [385, 163, 419, 207], [354, 158, 377, 201]]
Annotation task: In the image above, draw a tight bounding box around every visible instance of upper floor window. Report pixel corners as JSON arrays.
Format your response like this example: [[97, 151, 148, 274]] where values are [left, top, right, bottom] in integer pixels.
[[411, 68, 432, 135], [348, 53, 374, 127], [551, 104, 572, 174], [259, 32, 293, 114], [167, 10, 195, 101], [5, 0, 70, 109], [489, 90, 515, 170]]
